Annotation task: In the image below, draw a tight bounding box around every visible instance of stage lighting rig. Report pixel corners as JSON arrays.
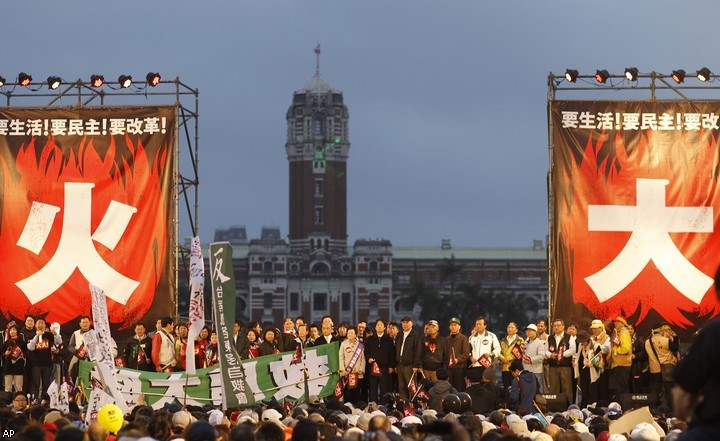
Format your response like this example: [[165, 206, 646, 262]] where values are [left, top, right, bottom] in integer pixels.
[[671, 70, 685, 84], [624, 67, 638, 81], [47, 76, 61, 90], [146, 72, 161, 87], [697, 67, 712, 82], [0, 76, 5, 87], [91, 74, 105, 88], [595, 69, 610, 84], [18, 72, 32, 87], [118, 75, 132, 88], [565, 69, 579, 83]]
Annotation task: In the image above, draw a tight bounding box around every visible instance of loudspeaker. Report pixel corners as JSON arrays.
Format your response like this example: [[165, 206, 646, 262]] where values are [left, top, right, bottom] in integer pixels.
[[619, 393, 657, 411], [538, 394, 569, 412]]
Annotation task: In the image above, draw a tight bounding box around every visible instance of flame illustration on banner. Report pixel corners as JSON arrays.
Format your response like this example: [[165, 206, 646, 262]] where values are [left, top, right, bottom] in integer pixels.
[[558, 127, 720, 328], [0, 132, 171, 329]]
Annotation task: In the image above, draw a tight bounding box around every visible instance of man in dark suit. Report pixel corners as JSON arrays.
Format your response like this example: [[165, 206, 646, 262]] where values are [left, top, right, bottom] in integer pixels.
[[312, 322, 340, 346], [395, 316, 422, 399], [364, 319, 397, 402]]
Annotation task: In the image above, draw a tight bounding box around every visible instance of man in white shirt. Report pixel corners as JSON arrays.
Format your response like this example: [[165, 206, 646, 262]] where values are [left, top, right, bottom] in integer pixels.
[[468, 316, 500, 373]]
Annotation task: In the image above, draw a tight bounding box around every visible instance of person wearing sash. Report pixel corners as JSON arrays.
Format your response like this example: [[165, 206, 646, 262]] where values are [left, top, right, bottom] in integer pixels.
[[339, 326, 365, 404], [544, 319, 575, 405], [151, 316, 176, 372], [1, 324, 26, 393], [123, 322, 153, 371], [608, 316, 632, 401], [499, 322, 524, 405], [646, 323, 678, 407]]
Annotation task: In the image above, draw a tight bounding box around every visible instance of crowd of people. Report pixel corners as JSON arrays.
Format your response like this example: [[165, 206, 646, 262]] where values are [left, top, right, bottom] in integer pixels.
[[1, 309, 719, 440]]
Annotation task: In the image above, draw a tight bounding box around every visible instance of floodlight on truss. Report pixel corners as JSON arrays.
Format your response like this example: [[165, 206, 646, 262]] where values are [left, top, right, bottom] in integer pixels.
[[146, 72, 161, 87], [0, 76, 5, 87], [118, 75, 132, 88], [18, 72, 32, 87], [90, 74, 105, 88], [47, 76, 61, 90], [697, 67, 712, 82], [624, 67, 639, 81], [671, 70, 685, 84], [565, 69, 579, 83], [594, 69, 610, 84]]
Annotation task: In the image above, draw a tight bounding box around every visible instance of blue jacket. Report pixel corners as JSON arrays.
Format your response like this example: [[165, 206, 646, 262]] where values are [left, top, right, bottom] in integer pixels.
[[509, 370, 537, 412]]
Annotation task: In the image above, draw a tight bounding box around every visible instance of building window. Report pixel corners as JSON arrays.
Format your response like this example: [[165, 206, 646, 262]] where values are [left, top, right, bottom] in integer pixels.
[[369, 261, 379, 273], [262, 261, 273, 273], [314, 178, 324, 197], [313, 293, 327, 311], [342, 292, 351, 311], [290, 292, 299, 311], [369, 292, 379, 309], [314, 207, 324, 225], [263, 292, 273, 309], [314, 118, 323, 135], [313, 160, 326, 173]]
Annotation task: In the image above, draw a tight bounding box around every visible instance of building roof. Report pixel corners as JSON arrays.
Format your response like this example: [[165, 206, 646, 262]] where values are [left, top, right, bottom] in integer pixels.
[[391, 246, 546, 260], [302, 71, 337, 94]]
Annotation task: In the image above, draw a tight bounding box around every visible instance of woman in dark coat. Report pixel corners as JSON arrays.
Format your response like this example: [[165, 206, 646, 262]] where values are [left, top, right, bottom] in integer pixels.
[[259, 328, 281, 357]]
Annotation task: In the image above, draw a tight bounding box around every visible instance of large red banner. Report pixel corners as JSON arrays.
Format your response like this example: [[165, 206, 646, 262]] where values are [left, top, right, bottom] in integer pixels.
[[0, 107, 175, 331], [551, 101, 720, 333]]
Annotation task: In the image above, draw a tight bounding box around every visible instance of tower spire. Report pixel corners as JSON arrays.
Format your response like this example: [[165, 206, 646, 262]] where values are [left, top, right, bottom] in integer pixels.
[[314, 43, 321, 74]]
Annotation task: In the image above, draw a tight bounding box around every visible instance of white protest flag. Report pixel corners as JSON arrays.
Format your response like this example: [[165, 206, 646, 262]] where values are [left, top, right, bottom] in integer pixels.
[[90, 284, 129, 413], [85, 385, 114, 424], [185, 236, 205, 375], [47, 381, 60, 409], [58, 381, 71, 413]]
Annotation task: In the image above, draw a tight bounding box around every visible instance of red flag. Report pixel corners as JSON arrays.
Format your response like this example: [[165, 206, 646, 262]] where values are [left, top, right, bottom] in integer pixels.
[[334, 378, 344, 398], [114, 357, 125, 367], [291, 345, 302, 365], [314, 44, 321, 55], [372, 361, 381, 376], [403, 406, 415, 417], [408, 377, 417, 395], [417, 390, 430, 400]]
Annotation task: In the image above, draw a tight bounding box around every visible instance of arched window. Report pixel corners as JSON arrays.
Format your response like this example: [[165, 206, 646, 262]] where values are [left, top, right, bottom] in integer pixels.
[[314, 117, 323, 135]]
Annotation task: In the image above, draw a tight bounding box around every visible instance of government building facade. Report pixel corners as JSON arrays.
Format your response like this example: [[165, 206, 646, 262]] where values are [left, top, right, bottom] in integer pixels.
[[206, 69, 548, 327]]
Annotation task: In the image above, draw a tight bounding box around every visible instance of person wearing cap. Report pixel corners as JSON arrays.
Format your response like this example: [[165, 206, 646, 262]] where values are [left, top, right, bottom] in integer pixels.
[[544, 319, 576, 405], [587, 319, 611, 404], [609, 316, 632, 401], [445, 317, 470, 392], [420, 319, 446, 382], [645, 323, 678, 407], [468, 316, 500, 373], [522, 323, 547, 393], [395, 316, 422, 399]]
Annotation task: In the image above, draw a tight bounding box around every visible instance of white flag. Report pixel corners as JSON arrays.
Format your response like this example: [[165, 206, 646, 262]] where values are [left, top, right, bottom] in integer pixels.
[[185, 236, 205, 374], [90, 284, 129, 414], [47, 381, 59, 409], [58, 382, 71, 413]]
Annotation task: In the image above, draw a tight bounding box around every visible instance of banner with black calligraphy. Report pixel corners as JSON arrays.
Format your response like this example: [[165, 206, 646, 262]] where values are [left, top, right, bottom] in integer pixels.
[[550, 101, 720, 334], [0, 107, 175, 333]]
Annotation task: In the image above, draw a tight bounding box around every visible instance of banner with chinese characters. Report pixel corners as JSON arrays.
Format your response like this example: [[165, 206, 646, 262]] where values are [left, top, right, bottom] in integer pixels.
[[0, 107, 175, 332], [209, 242, 253, 407], [79, 342, 340, 409], [551, 101, 720, 334]]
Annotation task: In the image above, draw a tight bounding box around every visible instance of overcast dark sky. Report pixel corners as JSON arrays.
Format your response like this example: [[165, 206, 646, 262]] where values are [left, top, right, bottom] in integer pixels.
[[3, 0, 716, 247]]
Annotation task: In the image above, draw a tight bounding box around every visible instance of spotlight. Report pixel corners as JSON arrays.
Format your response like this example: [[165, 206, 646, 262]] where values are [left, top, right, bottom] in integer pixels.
[[90, 74, 105, 88], [18, 72, 32, 87], [594, 69, 610, 84], [146, 72, 161, 87], [697, 67, 712, 82], [47, 76, 61, 90], [0, 76, 5, 87], [565, 69, 579, 83], [624, 67, 639, 81], [118, 75, 132, 88], [671, 69, 685, 84]]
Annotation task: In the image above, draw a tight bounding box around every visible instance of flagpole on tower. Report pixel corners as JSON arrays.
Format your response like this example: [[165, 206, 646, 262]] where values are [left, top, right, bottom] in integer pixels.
[[314, 43, 321, 74]]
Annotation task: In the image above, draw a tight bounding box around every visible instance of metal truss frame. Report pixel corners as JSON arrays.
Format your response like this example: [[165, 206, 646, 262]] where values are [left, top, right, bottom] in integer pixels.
[[0, 78, 199, 319]]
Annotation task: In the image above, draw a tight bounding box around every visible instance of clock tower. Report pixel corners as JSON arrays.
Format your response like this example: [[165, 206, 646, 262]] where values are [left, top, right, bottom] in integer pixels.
[[285, 68, 350, 255]]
